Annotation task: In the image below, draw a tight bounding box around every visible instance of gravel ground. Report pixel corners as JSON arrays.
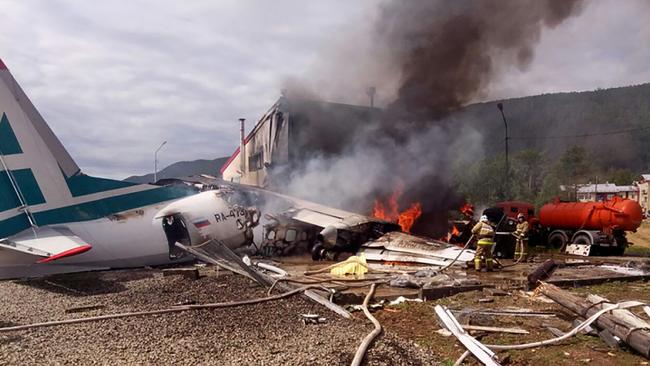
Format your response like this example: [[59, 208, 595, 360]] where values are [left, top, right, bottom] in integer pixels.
[[0, 267, 437, 365]]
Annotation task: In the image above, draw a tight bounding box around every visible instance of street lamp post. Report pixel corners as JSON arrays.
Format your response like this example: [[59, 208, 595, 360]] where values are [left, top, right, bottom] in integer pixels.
[[497, 103, 509, 198], [154, 140, 167, 183]]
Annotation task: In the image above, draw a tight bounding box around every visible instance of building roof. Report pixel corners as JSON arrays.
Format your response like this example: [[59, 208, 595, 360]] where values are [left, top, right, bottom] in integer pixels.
[[641, 174, 650, 182], [577, 183, 638, 193]]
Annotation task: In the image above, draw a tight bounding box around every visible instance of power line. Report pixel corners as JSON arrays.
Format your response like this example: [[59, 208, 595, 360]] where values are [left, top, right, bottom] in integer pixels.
[[510, 125, 650, 140]]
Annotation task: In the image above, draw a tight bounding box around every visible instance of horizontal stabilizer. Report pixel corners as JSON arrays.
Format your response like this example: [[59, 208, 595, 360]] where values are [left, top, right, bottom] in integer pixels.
[[0, 227, 91, 263]]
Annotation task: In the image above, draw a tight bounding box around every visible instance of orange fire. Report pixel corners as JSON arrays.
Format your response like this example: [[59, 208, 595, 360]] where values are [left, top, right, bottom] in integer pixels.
[[372, 188, 422, 233], [446, 224, 461, 242], [459, 202, 474, 218]]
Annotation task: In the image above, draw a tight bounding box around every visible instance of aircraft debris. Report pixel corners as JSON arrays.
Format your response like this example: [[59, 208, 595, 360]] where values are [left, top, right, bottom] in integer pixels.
[[177, 240, 352, 319], [301, 314, 327, 325], [434, 304, 501, 366], [388, 296, 423, 306]]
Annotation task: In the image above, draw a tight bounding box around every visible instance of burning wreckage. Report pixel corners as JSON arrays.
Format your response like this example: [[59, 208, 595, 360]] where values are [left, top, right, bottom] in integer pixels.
[[5, 56, 650, 365], [160, 175, 475, 270]]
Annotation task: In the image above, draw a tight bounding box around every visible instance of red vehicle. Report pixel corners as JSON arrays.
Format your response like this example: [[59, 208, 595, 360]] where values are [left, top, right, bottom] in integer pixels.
[[493, 201, 536, 221], [538, 197, 643, 255], [485, 197, 643, 256]]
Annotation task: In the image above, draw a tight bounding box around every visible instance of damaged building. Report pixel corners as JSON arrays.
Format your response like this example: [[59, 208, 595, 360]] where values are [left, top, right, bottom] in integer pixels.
[[221, 95, 380, 188]]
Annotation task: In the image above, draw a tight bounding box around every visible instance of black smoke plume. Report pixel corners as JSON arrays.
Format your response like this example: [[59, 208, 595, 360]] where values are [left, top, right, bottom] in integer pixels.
[[281, 0, 586, 238]]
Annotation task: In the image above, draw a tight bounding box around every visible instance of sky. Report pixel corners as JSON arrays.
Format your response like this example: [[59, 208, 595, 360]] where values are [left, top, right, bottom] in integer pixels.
[[0, 0, 648, 179]]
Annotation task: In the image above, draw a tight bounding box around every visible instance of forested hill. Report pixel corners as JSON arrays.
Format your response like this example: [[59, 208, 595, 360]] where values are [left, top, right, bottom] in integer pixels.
[[456, 83, 650, 173], [124, 157, 229, 184]]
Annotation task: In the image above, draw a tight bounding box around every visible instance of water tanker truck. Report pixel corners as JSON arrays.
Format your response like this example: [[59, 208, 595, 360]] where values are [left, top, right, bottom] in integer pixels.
[[482, 198, 643, 256], [537, 197, 643, 255]]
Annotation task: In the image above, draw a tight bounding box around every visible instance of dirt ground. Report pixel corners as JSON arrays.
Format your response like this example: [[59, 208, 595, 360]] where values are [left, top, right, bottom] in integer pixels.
[[376, 279, 650, 365], [0, 267, 436, 365]]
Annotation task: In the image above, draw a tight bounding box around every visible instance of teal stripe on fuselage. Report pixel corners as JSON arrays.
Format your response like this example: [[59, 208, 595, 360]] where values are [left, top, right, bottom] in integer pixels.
[[0, 184, 197, 238]]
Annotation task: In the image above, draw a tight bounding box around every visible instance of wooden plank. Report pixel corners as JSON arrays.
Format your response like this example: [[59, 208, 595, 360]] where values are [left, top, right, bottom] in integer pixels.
[[421, 284, 491, 300], [545, 274, 650, 288], [539, 282, 650, 358]]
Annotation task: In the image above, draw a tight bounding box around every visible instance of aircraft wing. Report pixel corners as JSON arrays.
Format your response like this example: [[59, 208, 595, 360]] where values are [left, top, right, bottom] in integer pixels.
[[0, 227, 92, 263], [284, 207, 355, 228], [217, 180, 382, 228]]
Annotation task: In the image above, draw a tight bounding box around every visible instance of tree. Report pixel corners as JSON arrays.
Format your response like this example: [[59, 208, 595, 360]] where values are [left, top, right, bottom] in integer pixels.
[[552, 145, 592, 201], [510, 149, 545, 202], [605, 168, 636, 186]]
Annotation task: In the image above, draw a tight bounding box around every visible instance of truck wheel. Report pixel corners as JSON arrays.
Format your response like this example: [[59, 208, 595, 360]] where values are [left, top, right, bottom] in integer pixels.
[[572, 234, 592, 245], [548, 232, 567, 249]]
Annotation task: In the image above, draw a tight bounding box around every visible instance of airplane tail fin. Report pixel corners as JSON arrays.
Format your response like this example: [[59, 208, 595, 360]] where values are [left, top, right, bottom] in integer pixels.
[[0, 58, 184, 239], [0, 59, 79, 176]]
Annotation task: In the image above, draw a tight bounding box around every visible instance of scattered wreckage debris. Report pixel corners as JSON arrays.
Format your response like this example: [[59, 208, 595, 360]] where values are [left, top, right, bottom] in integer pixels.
[[434, 304, 501, 366], [301, 313, 327, 325], [538, 282, 650, 358], [177, 240, 352, 319]]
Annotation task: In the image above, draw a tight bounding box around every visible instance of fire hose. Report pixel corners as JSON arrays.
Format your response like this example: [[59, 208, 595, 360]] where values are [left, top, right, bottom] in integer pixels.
[[439, 234, 475, 273], [350, 283, 382, 366]]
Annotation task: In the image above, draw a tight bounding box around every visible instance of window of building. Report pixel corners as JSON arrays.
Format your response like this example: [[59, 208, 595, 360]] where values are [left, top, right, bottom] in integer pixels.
[[248, 152, 263, 171]]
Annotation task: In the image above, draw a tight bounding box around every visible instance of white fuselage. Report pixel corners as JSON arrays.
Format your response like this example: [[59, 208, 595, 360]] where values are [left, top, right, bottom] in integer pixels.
[[0, 190, 255, 279]]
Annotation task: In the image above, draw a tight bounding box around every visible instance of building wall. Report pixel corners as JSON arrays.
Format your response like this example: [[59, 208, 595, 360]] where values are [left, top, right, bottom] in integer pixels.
[[221, 102, 290, 187], [576, 185, 639, 202], [639, 181, 650, 213]]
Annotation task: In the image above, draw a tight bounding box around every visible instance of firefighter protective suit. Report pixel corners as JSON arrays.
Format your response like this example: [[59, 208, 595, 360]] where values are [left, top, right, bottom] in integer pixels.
[[514, 215, 529, 261], [472, 219, 495, 271]]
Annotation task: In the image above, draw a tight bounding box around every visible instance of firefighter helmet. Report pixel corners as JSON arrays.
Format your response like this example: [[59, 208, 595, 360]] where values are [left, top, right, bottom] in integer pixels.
[[480, 215, 488, 223]]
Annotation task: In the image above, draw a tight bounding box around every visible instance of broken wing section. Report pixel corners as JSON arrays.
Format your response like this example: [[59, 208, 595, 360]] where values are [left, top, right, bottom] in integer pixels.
[[0, 226, 91, 263], [360, 232, 474, 267]]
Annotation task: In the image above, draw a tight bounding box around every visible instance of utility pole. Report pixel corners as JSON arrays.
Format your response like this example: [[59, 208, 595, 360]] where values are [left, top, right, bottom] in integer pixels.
[[366, 87, 376, 109], [497, 103, 509, 199], [154, 140, 167, 183]]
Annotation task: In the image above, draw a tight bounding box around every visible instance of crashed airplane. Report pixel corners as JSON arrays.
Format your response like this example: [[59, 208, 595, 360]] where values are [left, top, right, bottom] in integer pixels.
[[0, 58, 473, 279]]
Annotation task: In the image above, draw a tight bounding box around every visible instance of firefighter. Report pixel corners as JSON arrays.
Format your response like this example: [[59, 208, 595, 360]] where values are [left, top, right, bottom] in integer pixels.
[[472, 215, 496, 272], [513, 213, 529, 261]]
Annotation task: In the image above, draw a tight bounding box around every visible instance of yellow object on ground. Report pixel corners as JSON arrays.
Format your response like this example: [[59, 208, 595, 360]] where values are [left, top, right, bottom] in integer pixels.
[[330, 254, 369, 277]]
